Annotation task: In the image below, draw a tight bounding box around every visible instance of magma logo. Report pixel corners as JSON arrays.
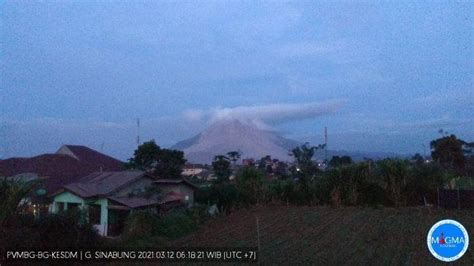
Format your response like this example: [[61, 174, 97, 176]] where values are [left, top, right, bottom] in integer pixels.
[[427, 219, 469, 262]]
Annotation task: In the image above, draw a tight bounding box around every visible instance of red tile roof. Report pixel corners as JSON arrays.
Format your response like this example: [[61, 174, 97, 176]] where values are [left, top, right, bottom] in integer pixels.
[[0, 145, 124, 196], [58, 145, 123, 171]]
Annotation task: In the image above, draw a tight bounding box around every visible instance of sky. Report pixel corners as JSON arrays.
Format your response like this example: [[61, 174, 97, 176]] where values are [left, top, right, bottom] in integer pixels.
[[1, 1, 473, 160]]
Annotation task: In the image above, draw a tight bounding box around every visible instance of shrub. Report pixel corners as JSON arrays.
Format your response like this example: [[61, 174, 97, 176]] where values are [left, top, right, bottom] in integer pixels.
[[0, 210, 100, 249], [155, 210, 198, 239], [236, 167, 265, 205], [122, 207, 207, 246], [123, 210, 160, 241]]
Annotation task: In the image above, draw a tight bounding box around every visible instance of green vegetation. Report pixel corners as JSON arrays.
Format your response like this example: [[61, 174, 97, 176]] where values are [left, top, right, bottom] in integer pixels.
[[212, 155, 232, 181], [0, 210, 101, 249], [0, 178, 38, 226], [119, 207, 207, 247], [196, 157, 453, 209], [195, 133, 473, 210], [431, 134, 466, 170], [125, 139, 186, 179]]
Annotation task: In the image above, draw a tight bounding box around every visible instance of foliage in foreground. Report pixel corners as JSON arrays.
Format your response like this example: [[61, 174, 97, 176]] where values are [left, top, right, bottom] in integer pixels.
[[196, 159, 460, 210], [119, 207, 207, 247], [0, 210, 101, 250]]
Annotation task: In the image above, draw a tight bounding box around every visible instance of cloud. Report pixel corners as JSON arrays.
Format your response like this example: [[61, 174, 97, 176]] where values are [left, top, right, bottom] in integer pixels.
[[385, 116, 473, 133], [184, 100, 346, 127], [0, 116, 207, 159], [412, 90, 474, 107], [275, 41, 345, 58], [336, 113, 473, 135]]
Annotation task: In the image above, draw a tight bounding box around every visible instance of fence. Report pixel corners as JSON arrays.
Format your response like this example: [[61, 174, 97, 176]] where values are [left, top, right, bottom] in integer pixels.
[[437, 188, 474, 209]]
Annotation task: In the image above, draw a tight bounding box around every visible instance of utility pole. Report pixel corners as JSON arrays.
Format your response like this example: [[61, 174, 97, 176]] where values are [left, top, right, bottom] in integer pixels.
[[324, 127, 328, 162]]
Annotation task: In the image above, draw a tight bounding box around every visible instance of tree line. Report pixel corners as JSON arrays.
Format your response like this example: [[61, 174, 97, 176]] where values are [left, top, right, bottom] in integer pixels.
[[196, 134, 474, 211]]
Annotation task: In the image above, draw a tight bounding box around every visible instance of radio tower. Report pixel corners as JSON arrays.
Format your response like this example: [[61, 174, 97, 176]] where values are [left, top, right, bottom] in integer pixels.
[[136, 118, 140, 146], [324, 127, 328, 162]]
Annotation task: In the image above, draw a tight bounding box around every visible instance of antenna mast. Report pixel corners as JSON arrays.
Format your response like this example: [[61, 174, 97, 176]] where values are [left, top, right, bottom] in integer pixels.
[[324, 127, 328, 161], [137, 118, 140, 146]]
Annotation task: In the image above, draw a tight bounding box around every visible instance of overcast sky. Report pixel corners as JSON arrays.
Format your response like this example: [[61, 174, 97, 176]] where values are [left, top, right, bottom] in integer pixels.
[[1, 1, 473, 160]]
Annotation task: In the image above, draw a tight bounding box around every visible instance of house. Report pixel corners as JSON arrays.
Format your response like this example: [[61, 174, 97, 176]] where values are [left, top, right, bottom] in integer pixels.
[[182, 164, 208, 177], [0, 144, 124, 195], [153, 178, 198, 207], [0, 144, 124, 216], [51, 171, 197, 237]]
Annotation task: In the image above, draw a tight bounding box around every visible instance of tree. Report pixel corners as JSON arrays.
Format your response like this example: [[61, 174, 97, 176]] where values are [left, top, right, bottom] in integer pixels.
[[291, 143, 325, 177], [126, 140, 186, 179], [257, 156, 270, 171], [226, 151, 241, 167], [328, 156, 353, 168], [155, 149, 186, 179], [0, 178, 38, 226], [377, 159, 411, 207], [236, 167, 265, 205], [274, 161, 289, 178], [411, 153, 424, 165], [430, 134, 466, 169], [126, 140, 161, 171], [212, 155, 231, 182]]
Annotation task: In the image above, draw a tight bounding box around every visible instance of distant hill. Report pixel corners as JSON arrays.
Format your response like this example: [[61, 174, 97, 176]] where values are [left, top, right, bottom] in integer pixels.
[[311, 149, 406, 161], [172, 119, 405, 163]]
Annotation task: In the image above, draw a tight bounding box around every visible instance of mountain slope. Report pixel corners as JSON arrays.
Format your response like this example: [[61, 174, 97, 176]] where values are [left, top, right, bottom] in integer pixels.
[[172, 119, 300, 163]]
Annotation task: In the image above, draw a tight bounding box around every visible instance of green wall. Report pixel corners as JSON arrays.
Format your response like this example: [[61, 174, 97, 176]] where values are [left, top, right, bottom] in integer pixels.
[[52, 191, 109, 225]]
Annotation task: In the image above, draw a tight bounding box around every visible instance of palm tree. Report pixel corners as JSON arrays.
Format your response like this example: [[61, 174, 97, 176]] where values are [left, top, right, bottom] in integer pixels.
[[0, 177, 38, 226], [227, 151, 241, 167]]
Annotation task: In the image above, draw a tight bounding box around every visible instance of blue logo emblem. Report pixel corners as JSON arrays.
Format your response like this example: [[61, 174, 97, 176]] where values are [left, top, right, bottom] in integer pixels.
[[427, 219, 469, 262]]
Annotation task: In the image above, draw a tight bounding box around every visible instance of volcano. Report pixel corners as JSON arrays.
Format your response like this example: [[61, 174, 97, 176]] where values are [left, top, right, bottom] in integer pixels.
[[172, 119, 300, 163]]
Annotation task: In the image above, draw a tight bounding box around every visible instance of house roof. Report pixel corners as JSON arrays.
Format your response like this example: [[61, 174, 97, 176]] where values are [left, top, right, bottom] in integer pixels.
[[153, 178, 199, 189], [108, 191, 184, 209], [56, 145, 123, 171], [0, 145, 124, 196], [161, 191, 186, 202], [60, 171, 147, 198], [108, 196, 161, 209]]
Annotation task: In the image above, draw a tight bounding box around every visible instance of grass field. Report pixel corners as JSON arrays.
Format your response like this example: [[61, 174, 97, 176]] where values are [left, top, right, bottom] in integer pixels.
[[173, 204, 474, 265]]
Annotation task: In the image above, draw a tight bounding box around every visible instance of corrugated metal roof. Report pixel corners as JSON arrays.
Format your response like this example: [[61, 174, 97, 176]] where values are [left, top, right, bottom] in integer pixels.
[[108, 196, 161, 208], [63, 170, 146, 198], [153, 178, 199, 189]]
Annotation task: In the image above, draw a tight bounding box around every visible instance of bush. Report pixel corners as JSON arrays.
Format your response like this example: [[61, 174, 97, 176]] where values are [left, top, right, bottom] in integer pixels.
[[236, 167, 265, 205], [196, 183, 240, 213], [265, 179, 296, 204], [358, 183, 387, 206], [123, 210, 161, 241], [122, 207, 207, 246], [155, 210, 198, 239], [0, 210, 101, 249]]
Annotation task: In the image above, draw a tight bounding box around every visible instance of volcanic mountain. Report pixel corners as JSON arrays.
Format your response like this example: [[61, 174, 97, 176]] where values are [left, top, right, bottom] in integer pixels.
[[172, 119, 300, 163]]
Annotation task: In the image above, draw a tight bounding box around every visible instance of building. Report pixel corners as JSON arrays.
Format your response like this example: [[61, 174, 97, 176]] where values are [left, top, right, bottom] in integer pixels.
[[51, 171, 197, 236], [0, 144, 124, 217], [153, 178, 198, 207], [182, 164, 208, 177]]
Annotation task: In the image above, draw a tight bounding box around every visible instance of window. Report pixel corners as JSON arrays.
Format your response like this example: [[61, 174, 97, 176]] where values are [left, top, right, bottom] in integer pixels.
[[57, 202, 64, 212], [88, 204, 101, 224]]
